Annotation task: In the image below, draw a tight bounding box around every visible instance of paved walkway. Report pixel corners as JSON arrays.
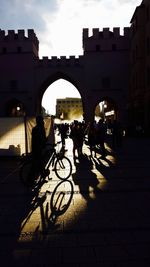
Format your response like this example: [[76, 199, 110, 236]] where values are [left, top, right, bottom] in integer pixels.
[[0, 135, 150, 266]]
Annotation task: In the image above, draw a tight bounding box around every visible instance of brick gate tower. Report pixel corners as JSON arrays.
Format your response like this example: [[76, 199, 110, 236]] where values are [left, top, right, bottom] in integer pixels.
[[0, 27, 130, 124]]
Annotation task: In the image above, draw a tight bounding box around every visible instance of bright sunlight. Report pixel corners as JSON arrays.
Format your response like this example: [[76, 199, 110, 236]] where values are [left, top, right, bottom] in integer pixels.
[[42, 79, 81, 115]]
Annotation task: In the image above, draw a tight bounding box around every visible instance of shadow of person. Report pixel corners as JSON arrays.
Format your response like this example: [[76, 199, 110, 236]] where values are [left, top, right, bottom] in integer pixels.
[[91, 152, 119, 186], [72, 154, 101, 200], [96, 155, 115, 168]]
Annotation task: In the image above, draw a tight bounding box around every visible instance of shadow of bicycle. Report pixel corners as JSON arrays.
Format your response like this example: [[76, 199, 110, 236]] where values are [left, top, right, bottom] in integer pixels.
[[39, 179, 74, 233]]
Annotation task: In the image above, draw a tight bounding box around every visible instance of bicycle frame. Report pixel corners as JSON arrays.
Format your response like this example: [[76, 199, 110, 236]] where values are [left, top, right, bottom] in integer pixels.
[[44, 142, 63, 170], [20, 140, 72, 187], [46, 150, 56, 170]]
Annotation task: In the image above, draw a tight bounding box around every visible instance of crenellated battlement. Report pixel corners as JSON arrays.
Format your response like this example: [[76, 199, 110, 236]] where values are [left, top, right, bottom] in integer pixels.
[[38, 55, 83, 67], [83, 27, 130, 53], [0, 29, 39, 57], [83, 27, 130, 40], [0, 29, 39, 44]]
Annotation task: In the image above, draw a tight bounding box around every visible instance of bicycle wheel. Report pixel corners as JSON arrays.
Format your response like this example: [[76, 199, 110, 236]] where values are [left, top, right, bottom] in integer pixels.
[[54, 156, 72, 180], [20, 161, 33, 187]]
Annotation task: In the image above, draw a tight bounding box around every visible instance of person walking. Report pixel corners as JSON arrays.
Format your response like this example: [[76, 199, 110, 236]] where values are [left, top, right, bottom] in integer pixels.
[[111, 119, 123, 148], [96, 119, 107, 158], [85, 121, 96, 157], [70, 120, 84, 161]]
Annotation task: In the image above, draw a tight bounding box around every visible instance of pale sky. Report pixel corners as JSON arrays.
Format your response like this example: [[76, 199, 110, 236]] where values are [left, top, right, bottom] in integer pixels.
[[0, 0, 142, 115]]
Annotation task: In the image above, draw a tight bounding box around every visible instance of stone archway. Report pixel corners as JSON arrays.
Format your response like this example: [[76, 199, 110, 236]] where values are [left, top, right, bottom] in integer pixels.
[[36, 71, 86, 120], [41, 78, 83, 120], [94, 96, 118, 123], [0, 27, 129, 128]]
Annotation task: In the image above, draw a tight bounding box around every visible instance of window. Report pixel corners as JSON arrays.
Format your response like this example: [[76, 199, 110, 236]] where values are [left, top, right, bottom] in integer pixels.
[[146, 6, 150, 22], [15, 34, 18, 40], [147, 66, 150, 86], [17, 47, 22, 53], [133, 49, 136, 63], [146, 37, 150, 55], [135, 72, 138, 90], [102, 77, 111, 89], [112, 44, 117, 51], [96, 44, 101, 52], [136, 45, 138, 58], [10, 80, 18, 91], [135, 16, 138, 30], [75, 59, 79, 66], [2, 47, 7, 54]]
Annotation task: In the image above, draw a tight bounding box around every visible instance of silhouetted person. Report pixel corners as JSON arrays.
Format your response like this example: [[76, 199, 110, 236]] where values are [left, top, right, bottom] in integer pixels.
[[31, 115, 47, 184], [135, 124, 144, 137], [70, 120, 84, 160], [112, 120, 123, 148], [85, 121, 96, 157], [96, 119, 107, 158], [59, 123, 68, 148]]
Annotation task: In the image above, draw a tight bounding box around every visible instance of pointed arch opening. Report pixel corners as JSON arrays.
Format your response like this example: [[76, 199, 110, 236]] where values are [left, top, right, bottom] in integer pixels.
[[41, 78, 84, 123], [94, 97, 118, 123]]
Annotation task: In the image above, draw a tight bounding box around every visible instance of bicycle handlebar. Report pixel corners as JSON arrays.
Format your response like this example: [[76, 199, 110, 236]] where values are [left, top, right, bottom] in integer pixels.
[[46, 141, 62, 148], [21, 141, 62, 158]]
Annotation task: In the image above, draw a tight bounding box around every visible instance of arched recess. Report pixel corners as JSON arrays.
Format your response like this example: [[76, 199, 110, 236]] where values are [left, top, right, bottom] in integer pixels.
[[37, 71, 85, 121], [94, 96, 118, 123], [5, 99, 26, 117]]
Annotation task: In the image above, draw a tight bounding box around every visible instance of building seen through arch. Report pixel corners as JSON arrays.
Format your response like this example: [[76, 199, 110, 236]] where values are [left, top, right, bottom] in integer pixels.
[[56, 98, 83, 121]]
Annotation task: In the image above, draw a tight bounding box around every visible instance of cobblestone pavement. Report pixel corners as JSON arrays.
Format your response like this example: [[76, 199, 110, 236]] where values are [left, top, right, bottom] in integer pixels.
[[0, 135, 150, 267]]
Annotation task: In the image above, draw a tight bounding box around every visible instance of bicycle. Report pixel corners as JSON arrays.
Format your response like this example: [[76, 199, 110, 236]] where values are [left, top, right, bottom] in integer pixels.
[[19, 141, 72, 187]]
